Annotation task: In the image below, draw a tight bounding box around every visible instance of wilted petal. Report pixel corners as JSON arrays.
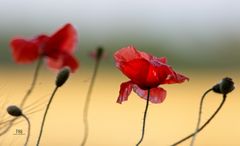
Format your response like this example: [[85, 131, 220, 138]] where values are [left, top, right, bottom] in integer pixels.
[[46, 53, 79, 72], [43, 23, 77, 56], [10, 38, 40, 63], [117, 81, 133, 104], [133, 85, 166, 104]]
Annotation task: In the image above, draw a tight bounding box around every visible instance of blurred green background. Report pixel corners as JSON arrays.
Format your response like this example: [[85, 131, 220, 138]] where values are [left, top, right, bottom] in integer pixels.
[[0, 0, 240, 69], [0, 0, 239, 146]]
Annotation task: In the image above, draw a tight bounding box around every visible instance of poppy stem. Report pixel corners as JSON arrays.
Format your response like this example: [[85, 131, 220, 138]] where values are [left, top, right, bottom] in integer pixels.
[[22, 114, 31, 146], [136, 88, 151, 146], [190, 88, 212, 146], [81, 58, 101, 146], [170, 94, 227, 146], [20, 58, 43, 107], [36, 86, 58, 146], [0, 58, 42, 136]]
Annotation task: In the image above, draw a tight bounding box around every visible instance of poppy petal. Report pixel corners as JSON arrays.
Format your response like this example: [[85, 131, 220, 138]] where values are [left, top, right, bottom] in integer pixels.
[[161, 66, 189, 84], [10, 38, 40, 63], [43, 23, 77, 56], [114, 46, 141, 67], [119, 59, 155, 88], [117, 81, 133, 104], [33, 35, 49, 47], [133, 85, 167, 104], [164, 72, 189, 84], [46, 53, 79, 72], [158, 57, 167, 64], [138, 51, 153, 61]]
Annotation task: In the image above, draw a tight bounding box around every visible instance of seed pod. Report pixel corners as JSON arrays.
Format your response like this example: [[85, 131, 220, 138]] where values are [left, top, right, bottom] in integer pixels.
[[213, 77, 234, 95], [56, 67, 70, 87], [7, 105, 22, 117], [96, 46, 104, 60], [219, 77, 234, 94]]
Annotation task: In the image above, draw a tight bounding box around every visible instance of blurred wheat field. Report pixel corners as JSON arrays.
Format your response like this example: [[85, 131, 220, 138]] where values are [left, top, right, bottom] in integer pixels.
[[0, 65, 239, 146]]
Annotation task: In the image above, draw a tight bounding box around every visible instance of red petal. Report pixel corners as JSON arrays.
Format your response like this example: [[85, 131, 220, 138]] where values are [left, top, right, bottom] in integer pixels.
[[119, 59, 158, 89], [133, 85, 166, 104], [114, 46, 189, 89], [119, 58, 169, 89], [114, 46, 141, 67], [158, 57, 167, 64], [132, 47, 167, 64], [10, 38, 40, 63], [161, 66, 189, 84], [117, 81, 133, 104], [46, 53, 79, 72], [33, 35, 49, 47], [43, 23, 77, 56], [138, 50, 153, 61]]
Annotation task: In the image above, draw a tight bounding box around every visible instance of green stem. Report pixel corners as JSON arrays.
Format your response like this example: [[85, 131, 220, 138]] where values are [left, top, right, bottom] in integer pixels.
[[36, 86, 58, 146], [170, 95, 226, 146], [190, 89, 212, 146], [81, 59, 101, 146], [136, 89, 151, 146]]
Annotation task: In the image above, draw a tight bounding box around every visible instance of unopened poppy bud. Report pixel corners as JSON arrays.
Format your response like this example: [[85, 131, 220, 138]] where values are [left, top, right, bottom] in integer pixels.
[[56, 67, 70, 87], [212, 77, 234, 95], [7, 105, 22, 117], [96, 46, 104, 60]]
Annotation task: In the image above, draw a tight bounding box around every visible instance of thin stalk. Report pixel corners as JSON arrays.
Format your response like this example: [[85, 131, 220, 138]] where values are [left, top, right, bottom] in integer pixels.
[[81, 59, 101, 146], [36, 87, 58, 146], [20, 58, 43, 107], [0, 59, 42, 136], [170, 95, 226, 146], [136, 88, 151, 146], [22, 114, 31, 146], [190, 88, 212, 146]]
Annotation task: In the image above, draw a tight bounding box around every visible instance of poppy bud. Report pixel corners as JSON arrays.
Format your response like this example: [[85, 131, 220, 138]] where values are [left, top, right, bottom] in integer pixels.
[[7, 105, 22, 117], [212, 77, 234, 95], [96, 46, 104, 60], [56, 67, 70, 87]]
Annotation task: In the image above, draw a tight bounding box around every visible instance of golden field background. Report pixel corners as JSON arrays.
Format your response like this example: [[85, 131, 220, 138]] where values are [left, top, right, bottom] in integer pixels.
[[0, 0, 240, 145], [0, 64, 239, 146]]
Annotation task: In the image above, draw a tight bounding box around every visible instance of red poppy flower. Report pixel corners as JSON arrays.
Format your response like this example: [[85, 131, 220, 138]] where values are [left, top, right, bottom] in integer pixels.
[[114, 46, 189, 104], [10, 23, 79, 72]]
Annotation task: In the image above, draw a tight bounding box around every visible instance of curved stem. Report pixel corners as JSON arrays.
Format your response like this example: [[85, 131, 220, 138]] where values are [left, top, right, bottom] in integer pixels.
[[170, 95, 226, 146], [0, 59, 42, 136], [22, 114, 31, 146], [81, 59, 101, 146], [36, 86, 58, 146], [136, 89, 151, 146], [190, 88, 212, 146], [20, 58, 43, 107]]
